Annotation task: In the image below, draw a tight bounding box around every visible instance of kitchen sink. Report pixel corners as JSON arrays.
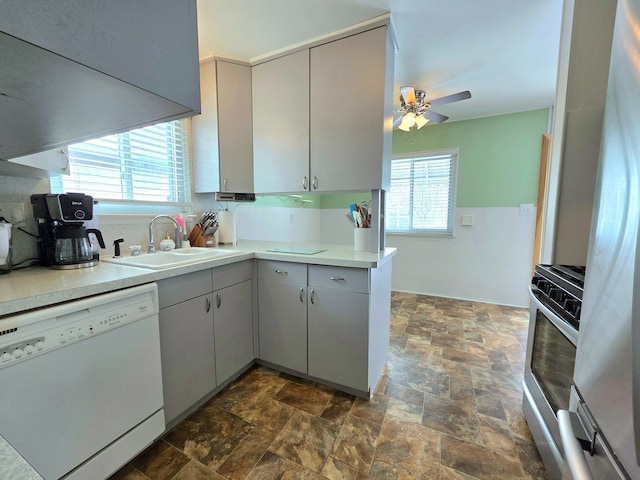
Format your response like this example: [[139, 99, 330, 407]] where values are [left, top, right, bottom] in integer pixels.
[[102, 247, 242, 270]]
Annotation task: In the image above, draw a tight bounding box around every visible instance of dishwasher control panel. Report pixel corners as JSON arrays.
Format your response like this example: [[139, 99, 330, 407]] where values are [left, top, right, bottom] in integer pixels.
[[0, 283, 158, 369]]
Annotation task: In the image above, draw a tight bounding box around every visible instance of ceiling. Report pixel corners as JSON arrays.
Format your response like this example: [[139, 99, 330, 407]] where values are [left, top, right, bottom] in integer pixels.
[[196, 0, 564, 123]]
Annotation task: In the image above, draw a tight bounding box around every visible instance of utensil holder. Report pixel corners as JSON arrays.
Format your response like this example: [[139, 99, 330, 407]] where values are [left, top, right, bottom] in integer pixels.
[[354, 228, 371, 252], [202, 235, 217, 247]]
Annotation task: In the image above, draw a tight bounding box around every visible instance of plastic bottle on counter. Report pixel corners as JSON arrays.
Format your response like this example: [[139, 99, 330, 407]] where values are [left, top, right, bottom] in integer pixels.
[[160, 232, 175, 251]]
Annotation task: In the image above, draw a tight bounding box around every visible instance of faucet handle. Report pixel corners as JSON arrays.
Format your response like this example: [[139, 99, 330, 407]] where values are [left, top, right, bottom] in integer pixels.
[[113, 238, 124, 258]]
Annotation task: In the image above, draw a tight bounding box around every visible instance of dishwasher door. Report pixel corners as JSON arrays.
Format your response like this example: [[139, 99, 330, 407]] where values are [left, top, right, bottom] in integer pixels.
[[0, 284, 164, 480]]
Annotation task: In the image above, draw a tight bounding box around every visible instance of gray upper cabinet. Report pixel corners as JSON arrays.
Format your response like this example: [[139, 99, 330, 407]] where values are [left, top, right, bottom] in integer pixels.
[[192, 59, 254, 194], [0, 0, 200, 161], [309, 26, 394, 193], [252, 25, 394, 194], [252, 50, 310, 194]]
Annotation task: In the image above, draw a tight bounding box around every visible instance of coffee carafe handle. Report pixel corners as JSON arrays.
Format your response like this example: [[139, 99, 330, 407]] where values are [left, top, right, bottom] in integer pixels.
[[86, 229, 106, 248]]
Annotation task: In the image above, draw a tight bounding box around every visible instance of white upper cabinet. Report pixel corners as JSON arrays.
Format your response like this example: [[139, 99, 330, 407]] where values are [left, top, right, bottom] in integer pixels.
[[0, 0, 200, 161], [252, 50, 310, 194], [310, 26, 394, 193], [192, 59, 254, 194]]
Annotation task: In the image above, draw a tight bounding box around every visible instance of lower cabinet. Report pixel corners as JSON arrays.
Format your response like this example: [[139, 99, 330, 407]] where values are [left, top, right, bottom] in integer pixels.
[[158, 260, 254, 426], [307, 286, 369, 392], [257, 259, 392, 397], [214, 279, 254, 384], [159, 292, 216, 425], [258, 261, 308, 373]]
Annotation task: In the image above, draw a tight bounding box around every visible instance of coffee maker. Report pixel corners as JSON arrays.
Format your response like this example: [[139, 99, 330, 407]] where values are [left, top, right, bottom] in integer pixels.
[[31, 193, 106, 269]]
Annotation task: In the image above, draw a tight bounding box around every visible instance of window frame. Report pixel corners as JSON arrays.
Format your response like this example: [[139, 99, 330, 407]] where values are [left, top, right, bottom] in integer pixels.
[[51, 119, 192, 216], [385, 148, 458, 236]]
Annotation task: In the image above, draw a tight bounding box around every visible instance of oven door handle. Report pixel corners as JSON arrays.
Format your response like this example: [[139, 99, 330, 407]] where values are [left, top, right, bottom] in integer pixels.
[[558, 410, 594, 480], [529, 286, 578, 345]]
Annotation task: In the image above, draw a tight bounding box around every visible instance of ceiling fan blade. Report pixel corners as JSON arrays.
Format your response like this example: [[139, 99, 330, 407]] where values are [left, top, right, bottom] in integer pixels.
[[392, 116, 404, 129], [422, 109, 449, 124], [400, 86, 416, 104], [427, 90, 471, 107]]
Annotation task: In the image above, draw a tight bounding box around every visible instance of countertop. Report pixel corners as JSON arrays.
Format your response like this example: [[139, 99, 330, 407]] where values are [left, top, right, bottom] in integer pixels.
[[0, 240, 396, 317]]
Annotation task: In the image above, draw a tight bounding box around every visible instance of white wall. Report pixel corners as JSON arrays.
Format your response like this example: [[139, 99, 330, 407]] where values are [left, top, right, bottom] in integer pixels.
[[237, 205, 536, 307]]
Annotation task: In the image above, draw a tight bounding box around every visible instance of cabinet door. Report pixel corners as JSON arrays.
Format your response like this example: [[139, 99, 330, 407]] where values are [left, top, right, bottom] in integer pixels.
[[159, 294, 215, 425], [310, 26, 393, 192], [214, 280, 254, 384], [308, 287, 369, 391], [193, 60, 253, 193], [192, 60, 221, 193], [253, 50, 310, 193], [217, 60, 254, 193], [258, 281, 308, 373]]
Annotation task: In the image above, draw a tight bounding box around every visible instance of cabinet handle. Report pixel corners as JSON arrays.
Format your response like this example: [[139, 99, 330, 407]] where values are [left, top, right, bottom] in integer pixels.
[[60, 149, 70, 172], [275, 270, 288, 275], [312, 176, 318, 190], [224, 178, 229, 191], [216, 293, 221, 308], [302, 176, 308, 190], [310, 288, 316, 304], [329, 276, 345, 282], [205, 296, 211, 313], [299, 287, 305, 302]]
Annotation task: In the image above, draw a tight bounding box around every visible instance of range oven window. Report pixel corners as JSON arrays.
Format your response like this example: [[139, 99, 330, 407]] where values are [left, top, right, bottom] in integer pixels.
[[531, 309, 577, 413]]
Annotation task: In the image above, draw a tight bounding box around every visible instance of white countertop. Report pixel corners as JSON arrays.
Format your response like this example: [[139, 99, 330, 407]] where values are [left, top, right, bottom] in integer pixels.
[[0, 240, 396, 317]]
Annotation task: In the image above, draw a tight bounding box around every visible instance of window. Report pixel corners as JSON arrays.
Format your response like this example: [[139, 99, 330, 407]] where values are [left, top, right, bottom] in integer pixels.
[[51, 119, 191, 214], [386, 149, 457, 235]]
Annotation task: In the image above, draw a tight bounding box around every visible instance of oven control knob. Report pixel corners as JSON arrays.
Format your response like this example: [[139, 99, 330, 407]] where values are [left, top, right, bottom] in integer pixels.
[[1, 352, 12, 362], [549, 288, 564, 303], [535, 279, 550, 292], [35, 341, 44, 351], [12, 348, 23, 358], [563, 299, 582, 320], [24, 344, 35, 355]]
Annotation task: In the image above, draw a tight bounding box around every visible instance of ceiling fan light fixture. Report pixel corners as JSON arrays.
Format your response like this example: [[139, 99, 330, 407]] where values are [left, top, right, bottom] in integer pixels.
[[397, 121, 411, 132], [415, 115, 428, 129], [401, 112, 416, 128]]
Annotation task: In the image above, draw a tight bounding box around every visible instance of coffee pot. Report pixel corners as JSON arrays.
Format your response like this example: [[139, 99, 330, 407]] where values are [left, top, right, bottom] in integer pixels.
[[31, 193, 106, 269]]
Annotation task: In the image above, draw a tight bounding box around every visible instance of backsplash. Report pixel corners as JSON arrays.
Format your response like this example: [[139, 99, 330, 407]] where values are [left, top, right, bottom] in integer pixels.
[[0, 175, 49, 268], [0, 174, 360, 266]]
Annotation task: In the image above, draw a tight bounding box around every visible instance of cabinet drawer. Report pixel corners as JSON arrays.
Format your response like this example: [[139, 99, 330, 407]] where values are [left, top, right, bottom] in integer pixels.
[[158, 269, 213, 309], [258, 260, 307, 285], [308, 265, 369, 293], [212, 260, 253, 291]]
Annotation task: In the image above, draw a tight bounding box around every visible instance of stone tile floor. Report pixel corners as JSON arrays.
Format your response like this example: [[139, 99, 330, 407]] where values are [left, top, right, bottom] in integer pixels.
[[110, 292, 548, 480]]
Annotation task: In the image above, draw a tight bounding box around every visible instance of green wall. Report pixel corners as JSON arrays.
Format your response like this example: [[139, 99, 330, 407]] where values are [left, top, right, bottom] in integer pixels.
[[393, 108, 549, 207], [254, 108, 548, 209]]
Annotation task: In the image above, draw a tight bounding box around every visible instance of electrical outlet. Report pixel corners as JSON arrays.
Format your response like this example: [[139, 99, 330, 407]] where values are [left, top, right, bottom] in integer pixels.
[[0, 203, 26, 225], [519, 204, 535, 216]]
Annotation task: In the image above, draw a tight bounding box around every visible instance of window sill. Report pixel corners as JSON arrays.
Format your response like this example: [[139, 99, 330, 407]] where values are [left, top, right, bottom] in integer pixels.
[[387, 231, 455, 239]]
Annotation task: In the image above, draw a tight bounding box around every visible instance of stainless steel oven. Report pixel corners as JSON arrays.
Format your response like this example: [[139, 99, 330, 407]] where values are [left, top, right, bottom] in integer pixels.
[[523, 264, 584, 480]]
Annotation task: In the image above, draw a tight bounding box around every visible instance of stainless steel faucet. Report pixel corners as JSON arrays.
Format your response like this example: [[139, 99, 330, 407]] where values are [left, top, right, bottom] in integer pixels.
[[148, 215, 182, 253]]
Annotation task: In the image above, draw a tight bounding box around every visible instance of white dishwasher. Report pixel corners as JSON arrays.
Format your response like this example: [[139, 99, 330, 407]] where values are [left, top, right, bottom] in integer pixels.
[[0, 283, 165, 480]]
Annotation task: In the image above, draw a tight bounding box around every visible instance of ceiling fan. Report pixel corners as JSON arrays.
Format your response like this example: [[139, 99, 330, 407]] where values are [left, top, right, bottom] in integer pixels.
[[393, 86, 472, 131]]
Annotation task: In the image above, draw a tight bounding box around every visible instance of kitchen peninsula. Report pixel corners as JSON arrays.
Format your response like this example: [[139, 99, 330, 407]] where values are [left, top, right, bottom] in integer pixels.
[[0, 241, 394, 478]]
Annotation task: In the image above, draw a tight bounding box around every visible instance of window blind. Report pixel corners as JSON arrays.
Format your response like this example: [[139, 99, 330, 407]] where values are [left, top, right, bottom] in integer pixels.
[[53, 119, 191, 207], [386, 150, 457, 234]]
